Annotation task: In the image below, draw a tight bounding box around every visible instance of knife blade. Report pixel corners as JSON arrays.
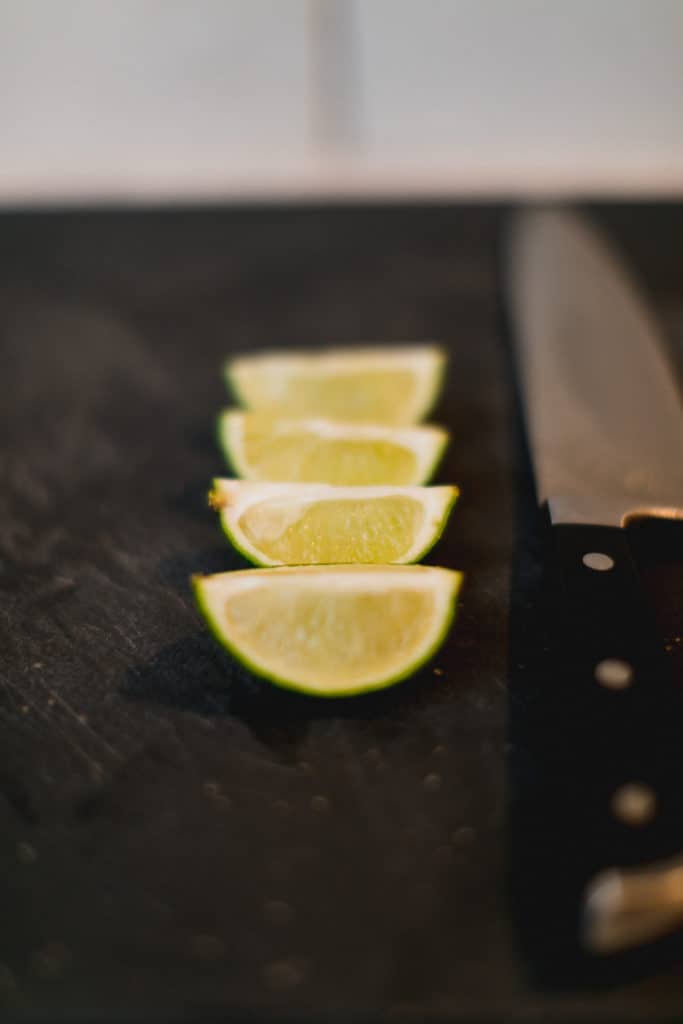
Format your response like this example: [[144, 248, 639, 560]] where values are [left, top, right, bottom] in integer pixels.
[[506, 208, 683, 978], [508, 208, 683, 529]]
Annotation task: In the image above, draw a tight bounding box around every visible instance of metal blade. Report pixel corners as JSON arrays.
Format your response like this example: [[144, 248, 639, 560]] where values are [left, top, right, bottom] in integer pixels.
[[507, 208, 683, 527]]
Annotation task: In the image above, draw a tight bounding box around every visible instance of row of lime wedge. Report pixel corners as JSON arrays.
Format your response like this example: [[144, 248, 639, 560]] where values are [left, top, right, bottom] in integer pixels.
[[193, 345, 463, 697]]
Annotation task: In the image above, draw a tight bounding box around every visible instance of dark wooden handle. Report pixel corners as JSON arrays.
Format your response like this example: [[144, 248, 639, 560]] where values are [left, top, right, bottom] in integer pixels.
[[550, 525, 680, 792], [510, 523, 683, 984]]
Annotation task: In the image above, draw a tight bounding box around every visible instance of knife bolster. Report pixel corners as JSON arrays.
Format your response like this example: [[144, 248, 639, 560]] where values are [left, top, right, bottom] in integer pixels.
[[549, 496, 683, 529]]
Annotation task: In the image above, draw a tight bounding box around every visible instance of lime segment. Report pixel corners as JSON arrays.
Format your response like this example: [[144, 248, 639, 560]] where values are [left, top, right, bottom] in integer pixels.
[[210, 480, 458, 566], [194, 564, 462, 696], [219, 411, 448, 486], [227, 345, 445, 424]]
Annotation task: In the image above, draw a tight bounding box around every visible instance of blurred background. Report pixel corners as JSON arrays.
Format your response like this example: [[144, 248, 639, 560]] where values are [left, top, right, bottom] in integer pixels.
[[3, 4, 683, 1019], [2, 0, 682, 205]]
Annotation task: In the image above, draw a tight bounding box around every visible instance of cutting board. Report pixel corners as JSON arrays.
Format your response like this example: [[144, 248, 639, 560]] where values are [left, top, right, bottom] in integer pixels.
[[1, 204, 682, 1021]]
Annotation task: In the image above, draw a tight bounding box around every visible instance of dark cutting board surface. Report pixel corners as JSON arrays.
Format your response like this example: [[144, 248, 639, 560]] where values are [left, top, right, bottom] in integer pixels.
[[1, 203, 682, 1022]]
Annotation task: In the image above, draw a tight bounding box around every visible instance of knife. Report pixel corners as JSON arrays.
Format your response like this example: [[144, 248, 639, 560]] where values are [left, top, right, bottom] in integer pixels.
[[506, 208, 683, 980]]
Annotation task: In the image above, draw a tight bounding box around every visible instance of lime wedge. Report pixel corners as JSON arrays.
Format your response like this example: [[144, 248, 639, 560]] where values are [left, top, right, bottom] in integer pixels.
[[210, 479, 458, 566], [226, 345, 445, 424], [194, 565, 462, 696], [218, 411, 448, 485]]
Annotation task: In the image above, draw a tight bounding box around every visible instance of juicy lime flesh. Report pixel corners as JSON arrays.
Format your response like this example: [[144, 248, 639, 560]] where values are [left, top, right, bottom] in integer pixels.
[[238, 495, 425, 564], [242, 369, 418, 423], [242, 429, 418, 485], [222, 584, 436, 690]]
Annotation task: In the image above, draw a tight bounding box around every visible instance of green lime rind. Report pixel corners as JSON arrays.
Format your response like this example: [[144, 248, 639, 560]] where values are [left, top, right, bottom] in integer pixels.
[[209, 477, 272, 567], [192, 570, 463, 699], [209, 484, 459, 568], [421, 352, 447, 422], [423, 428, 449, 484], [407, 486, 459, 563], [208, 479, 262, 563], [216, 510, 270, 567], [224, 361, 245, 408], [216, 411, 246, 477]]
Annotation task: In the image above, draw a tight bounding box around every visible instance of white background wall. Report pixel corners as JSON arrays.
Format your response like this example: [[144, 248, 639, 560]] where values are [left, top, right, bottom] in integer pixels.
[[1, 0, 682, 202]]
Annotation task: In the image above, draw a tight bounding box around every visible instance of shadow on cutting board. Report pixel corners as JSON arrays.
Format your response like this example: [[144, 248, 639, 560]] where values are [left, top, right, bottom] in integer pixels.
[[122, 629, 444, 767]]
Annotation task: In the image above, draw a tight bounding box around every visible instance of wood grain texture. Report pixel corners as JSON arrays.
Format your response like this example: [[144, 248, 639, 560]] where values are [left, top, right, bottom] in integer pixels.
[[0, 204, 681, 1020]]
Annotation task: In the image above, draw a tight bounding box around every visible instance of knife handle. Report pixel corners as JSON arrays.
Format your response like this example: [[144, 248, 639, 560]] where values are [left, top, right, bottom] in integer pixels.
[[550, 524, 681, 775], [551, 524, 683, 851], [511, 521, 683, 983]]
